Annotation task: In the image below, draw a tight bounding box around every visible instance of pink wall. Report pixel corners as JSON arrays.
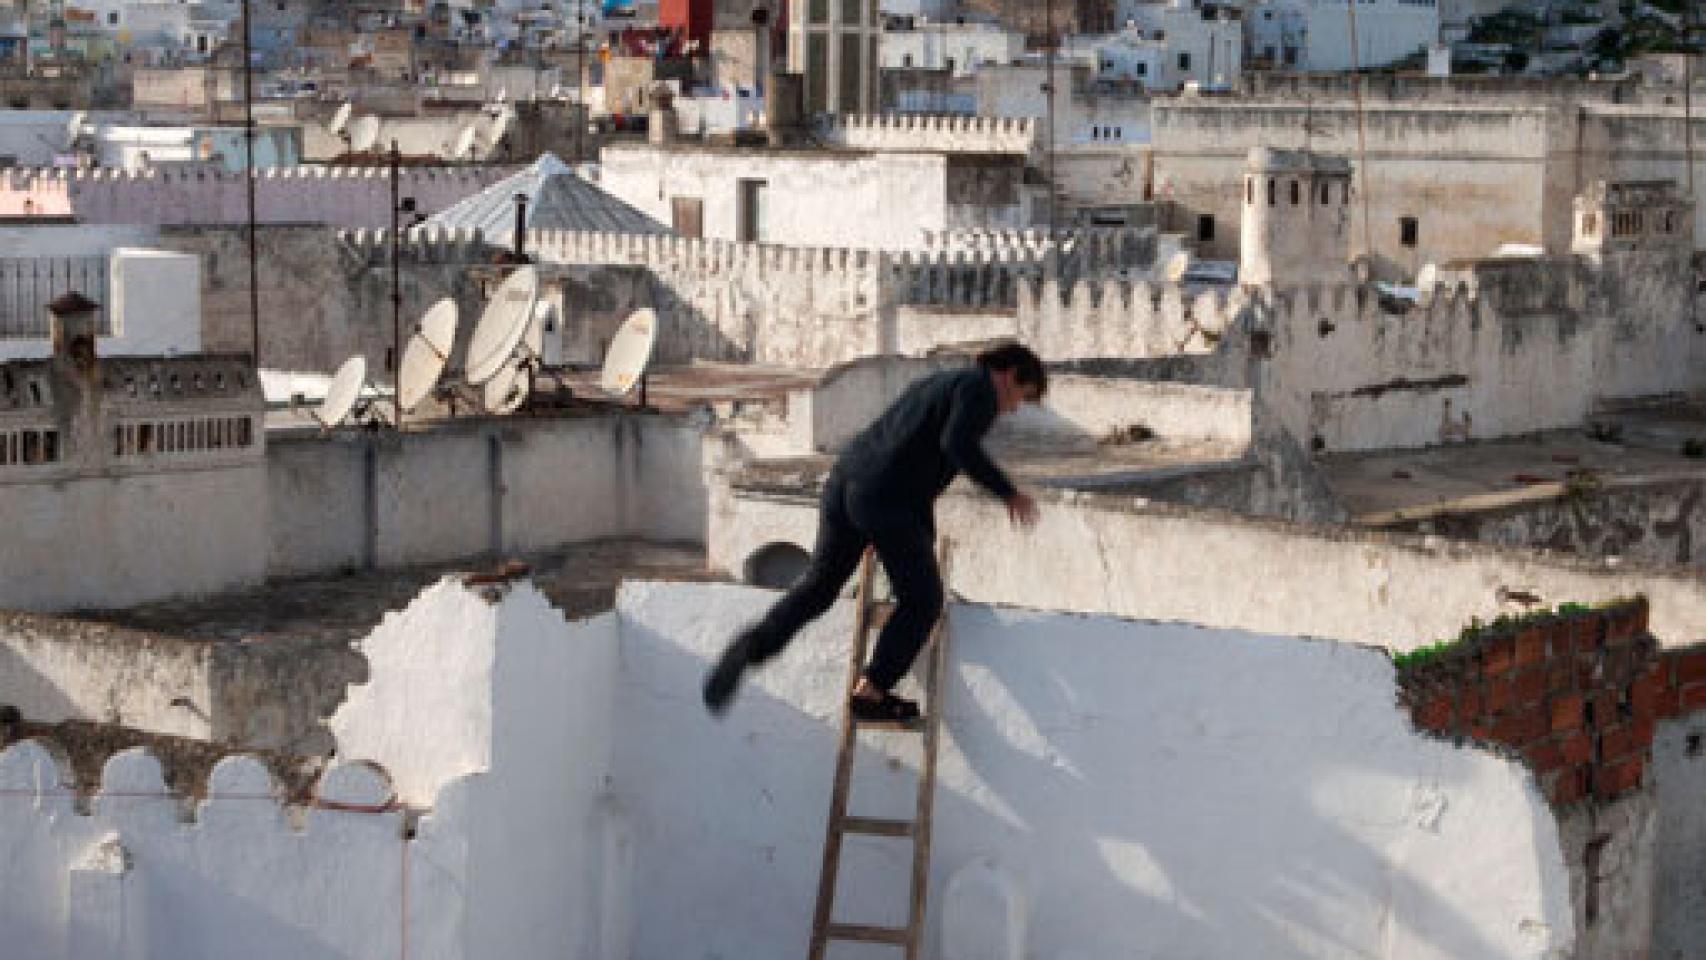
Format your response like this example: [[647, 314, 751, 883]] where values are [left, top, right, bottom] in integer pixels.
[[0, 167, 509, 228]]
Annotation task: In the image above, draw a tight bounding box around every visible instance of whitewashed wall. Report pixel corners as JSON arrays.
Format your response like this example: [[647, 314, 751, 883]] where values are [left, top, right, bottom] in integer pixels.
[[266, 414, 708, 577], [0, 574, 1586, 960], [610, 581, 1573, 960], [712, 486, 1706, 651]]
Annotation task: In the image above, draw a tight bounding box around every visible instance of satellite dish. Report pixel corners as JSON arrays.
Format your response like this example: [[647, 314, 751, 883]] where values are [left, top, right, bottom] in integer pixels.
[[1416, 262, 1439, 291], [486, 107, 515, 147], [452, 124, 478, 159], [314, 356, 367, 428], [482, 360, 530, 414], [328, 102, 354, 137], [65, 111, 87, 148], [601, 308, 658, 398], [348, 115, 382, 153], [465, 267, 540, 384], [1164, 251, 1191, 283], [397, 299, 459, 412]]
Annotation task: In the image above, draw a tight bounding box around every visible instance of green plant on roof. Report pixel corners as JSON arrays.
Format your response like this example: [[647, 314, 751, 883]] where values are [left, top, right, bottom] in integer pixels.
[[1392, 597, 1642, 673]]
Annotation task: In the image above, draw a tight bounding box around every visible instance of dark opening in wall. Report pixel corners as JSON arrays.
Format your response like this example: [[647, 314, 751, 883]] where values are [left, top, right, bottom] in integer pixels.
[[1196, 215, 1215, 243], [1400, 217, 1419, 248]]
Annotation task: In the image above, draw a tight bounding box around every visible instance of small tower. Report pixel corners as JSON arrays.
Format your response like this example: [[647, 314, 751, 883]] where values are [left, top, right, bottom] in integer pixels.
[[1239, 147, 1354, 285], [1572, 180, 1694, 259], [787, 0, 879, 115]]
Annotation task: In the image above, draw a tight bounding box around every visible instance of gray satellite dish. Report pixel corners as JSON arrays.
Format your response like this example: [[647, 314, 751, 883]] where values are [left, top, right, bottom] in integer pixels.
[[1416, 262, 1439, 292], [465, 266, 540, 385], [601, 308, 659, 398], [314, 356, 367, 428], [482, 360, 530, 414], [348, 115, 382, 153], [328, 102, 354, 137], [486, 107, 515, 147], [452, 124, 478, 159], [397, 299, 459, 413], [65, 111, 87, 148]]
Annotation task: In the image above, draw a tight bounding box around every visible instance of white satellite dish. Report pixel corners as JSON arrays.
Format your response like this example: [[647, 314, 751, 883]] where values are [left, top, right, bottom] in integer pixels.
[[486, 107, 515, 147], [1163, 251, 1191, 283], [328, 102, 354, 137], [314, 356, 367, 428], [465, 267, 540, 385], [397, 299, 459, 413], [65, 111, 87, 148], [495, 86, 509, 104], [482, 360, 530, 414], [1416, 262, 1439, 291], [452, 124, 478, 159], [348, 115, 382, 153], [601, 308, 659, 398]]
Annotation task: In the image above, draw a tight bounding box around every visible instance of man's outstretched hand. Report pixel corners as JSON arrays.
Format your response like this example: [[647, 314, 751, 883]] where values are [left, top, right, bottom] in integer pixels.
[[1006, 491, 1039, 528]]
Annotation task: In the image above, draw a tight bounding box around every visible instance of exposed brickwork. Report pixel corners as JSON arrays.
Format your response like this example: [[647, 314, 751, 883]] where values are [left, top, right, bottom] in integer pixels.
[[1398, 599, 1706, 811]]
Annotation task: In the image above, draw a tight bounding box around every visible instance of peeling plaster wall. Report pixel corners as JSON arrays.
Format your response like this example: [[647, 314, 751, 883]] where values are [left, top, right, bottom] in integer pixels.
[[1378, 475, 1706, 569], [267, 414, 708, 578], [1653, 712, 1706, 959], [611, 581, 1574, 960]]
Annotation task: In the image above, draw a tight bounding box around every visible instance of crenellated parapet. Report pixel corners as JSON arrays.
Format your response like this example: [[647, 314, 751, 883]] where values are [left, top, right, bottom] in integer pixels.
[[0, 165, 511, 228], [819, 114, 1038, 156], [337, 227, 491, 264]]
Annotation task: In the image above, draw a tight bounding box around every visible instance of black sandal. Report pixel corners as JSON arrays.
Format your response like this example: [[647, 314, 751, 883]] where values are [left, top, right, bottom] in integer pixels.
[[850, 691, 922, 725]]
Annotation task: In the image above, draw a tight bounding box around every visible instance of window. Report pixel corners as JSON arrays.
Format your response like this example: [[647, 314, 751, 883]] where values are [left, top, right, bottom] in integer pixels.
[[108, 11, 118, 24], [1196, 215, 1215, 243], [1400, 216, 1419, 248], [1135, 62, 1147, 76], [672, 197, 703, 238], [1178, 52, 1191, 71], [1290, 180, 1300, 205], [1267, 177, 1275, 206], [902, 53, 913, 67], [1246, 178, 1254, 205], [1320, 182, 1331, 205]]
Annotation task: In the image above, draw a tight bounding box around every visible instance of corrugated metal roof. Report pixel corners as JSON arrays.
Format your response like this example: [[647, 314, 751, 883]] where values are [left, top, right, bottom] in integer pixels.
[[423, 153, 668, 237]]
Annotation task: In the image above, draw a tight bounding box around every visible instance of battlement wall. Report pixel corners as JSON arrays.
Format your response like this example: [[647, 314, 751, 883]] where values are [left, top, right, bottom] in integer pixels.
[[820, 113, 1038, 155], [0, 165, 510, 228]]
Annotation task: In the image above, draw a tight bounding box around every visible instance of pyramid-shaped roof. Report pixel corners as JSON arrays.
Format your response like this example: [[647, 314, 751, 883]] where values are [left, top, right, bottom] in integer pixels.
[[424, 153, 668, 237]]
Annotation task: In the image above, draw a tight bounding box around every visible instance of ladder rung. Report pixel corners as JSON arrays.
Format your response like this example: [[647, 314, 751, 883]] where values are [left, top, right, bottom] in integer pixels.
[[825, 923, 910, 945], [840, 816, 914, 838], [852, 715, 923, 731]]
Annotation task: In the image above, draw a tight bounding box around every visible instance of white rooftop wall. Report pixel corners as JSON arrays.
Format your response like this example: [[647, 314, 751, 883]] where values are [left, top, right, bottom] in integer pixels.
[[0, 577, 1578, 959]]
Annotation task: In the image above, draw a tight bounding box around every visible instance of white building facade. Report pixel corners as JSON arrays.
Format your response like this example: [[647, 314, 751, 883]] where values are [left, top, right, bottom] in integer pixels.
[[880, 21, 1026, 78], [1243, 0, 1439, 71]]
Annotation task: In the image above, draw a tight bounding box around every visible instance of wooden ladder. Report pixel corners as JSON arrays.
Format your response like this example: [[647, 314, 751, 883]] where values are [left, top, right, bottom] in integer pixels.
[[807, 546, 951, 960]]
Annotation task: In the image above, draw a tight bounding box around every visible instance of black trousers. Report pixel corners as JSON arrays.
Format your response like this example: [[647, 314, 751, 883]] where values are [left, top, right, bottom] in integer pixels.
[[741, 471, 943, 691]]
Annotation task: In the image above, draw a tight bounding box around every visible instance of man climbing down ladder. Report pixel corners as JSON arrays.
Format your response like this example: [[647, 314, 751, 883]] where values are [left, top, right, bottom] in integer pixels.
[[702, 343, 1047, 723]]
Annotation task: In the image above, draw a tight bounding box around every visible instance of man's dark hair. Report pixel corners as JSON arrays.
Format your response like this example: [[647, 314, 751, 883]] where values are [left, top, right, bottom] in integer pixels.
[[976, 343, 1048, 398]]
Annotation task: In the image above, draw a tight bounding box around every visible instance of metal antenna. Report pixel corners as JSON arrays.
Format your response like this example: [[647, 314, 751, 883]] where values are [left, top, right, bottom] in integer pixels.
[[1344, 0, 1374, 270], [242, 0, 259, 366], [1044, 0, 1057, 239], [390, 140, 404, 428]]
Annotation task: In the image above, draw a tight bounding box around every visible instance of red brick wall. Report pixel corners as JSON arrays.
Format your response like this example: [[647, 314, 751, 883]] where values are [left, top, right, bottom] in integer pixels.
[[1401, 600, 1706, 810]]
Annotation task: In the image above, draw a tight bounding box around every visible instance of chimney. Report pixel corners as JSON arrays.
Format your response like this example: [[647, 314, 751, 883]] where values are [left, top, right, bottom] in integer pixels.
[[766, 73, 805, 147], [512, 192, 529, 260], [48, 291, 100, 370], [647, 82, 680, 145]]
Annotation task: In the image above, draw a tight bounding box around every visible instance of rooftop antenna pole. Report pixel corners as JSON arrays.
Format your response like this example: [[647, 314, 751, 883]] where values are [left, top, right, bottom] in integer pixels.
[[1044, 0, 1057, 239], [390, 139, 404, 428], [242, 0, 259, 366], [576, 0, 587, 162], [1344, 0, 1374, 273]]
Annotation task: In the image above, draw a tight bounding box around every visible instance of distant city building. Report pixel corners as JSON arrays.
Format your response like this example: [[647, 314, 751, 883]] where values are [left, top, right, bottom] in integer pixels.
[[787, 0, 880, 114], [1242, 0, 1438, 71], [880, 19, 1024, 78]]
